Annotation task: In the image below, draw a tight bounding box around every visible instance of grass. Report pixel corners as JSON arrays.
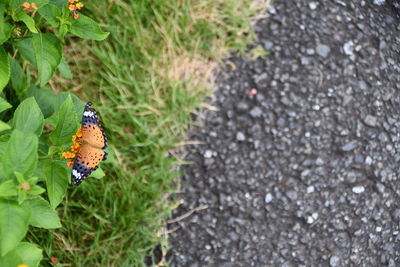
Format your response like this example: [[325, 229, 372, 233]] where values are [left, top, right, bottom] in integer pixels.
[[29, 0, 268, 265]]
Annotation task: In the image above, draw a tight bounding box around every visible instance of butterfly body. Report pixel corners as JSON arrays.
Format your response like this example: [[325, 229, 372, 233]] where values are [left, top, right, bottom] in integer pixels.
[[71, 102, 108, 186]]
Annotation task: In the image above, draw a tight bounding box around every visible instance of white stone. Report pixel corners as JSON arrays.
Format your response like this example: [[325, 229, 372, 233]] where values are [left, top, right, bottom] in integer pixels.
[[309, 2, 317, 9], [204, 150, 213, 158], [265, 193, 273, 203], [307, 186, 315, 193], [352, 185, 365, 194]]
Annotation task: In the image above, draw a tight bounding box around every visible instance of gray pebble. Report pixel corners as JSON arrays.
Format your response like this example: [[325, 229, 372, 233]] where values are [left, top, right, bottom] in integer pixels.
[[364, 115, 378, 127], [316, 44, 330, 57], [342, 140, 359, 151], [236, 132, 245, 141], [250, 107, 263, 118]]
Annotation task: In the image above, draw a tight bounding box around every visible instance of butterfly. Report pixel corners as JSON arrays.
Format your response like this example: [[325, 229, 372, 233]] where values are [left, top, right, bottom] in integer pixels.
[[71, 102, 108, 186]]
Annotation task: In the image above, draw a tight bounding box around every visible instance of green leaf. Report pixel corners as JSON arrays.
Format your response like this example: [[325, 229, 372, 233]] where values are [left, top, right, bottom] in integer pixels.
[[0, 4, 12, 45], [44, 161, 68, 209], [0, 121, 10, 132], [0, 180, 17, 197], [13, 242, 43, 267], [70, 14, 110, 41], [59, 22, 69, 39], [90, 167, 105, 179], [0, 249, 22, 266], [21, 197, 61, 229], [0, 46, 10, 93], [58, 57, 72, 79], [49, 95, 79, 145], [32, 33, 62, 86], [14, 171, 25, 183], [27, 87, 83, 119], [38, 4, 60, 27], [9, 56, 27, 97], [17, 190, 26, 204], [13, 11, 38, 33], [28, 185, 45, 195], [0, 22, 12, 45], [0, 97, 11, 113], [27, 85, 56, 118], [13, 37, 36, 65], [49, 0, 66, 8], [34, 0, 50, 8], [1, 130, 38, 179], [0, 242, 43, 267], [0, 135, 9, 160], [0, 199, 30, 256], [13, 97, 44, 136]]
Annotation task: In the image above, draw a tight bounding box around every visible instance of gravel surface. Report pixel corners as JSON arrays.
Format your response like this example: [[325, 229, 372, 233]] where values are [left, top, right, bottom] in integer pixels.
[[169, 0, 400, 266]]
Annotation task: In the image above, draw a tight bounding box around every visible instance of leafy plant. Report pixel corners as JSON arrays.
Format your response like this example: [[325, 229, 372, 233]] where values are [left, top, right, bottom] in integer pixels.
[[0, 0, 108, 265]]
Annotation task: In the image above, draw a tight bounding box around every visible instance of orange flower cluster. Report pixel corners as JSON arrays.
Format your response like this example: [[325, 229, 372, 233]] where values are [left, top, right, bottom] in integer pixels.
[[62, 127, 83, 167], [22, 2, 37, 12], [68, 0, 84, 19]]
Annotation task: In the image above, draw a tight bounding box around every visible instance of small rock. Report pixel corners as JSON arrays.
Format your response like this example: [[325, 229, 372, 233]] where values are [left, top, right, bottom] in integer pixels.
[[364, 115, 378, 127], [306, 48, 315, 55], [342, 140, 359, 151], [365, 156, 373, 165], [354, 154, 364, 164], [204, 150, 213, 158], [343, 41, 354, 56], [358, 80, 367, 90], [373, 0, 385, 5], [236, 132, 245, 141], [265, 193, 273, 203], [309, 2, 317, 9], [277, 118, 286, 127], [330, 255, 341, 267], [300, 57, 310, 65], [263, 40, 273, 50], [376, 183, 385, 193], [352, 185, 365, 194], [237, 101, 249, 111], [250, 107, 263, 118], [316, 44, 330, 58], [307, 186, 315, 193], [312, 105, 320, 111], [286, 190, 298, 200]]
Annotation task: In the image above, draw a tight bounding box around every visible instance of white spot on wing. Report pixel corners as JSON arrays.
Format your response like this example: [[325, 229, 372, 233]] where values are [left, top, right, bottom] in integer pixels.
[[83, 111, 95, 117], [72, 169, 82, 179]]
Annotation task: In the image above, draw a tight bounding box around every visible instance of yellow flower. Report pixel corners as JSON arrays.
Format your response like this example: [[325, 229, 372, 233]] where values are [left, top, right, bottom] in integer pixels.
[[18, 264, 29, 267], [22, 2, 37, 12], [62, 152, 76, 159], [61, 127, 83, 167], [68, 0, 84, 19], [76, 127, 83, 138]]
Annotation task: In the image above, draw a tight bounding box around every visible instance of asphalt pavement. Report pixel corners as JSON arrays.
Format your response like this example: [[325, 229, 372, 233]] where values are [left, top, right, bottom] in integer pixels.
[[169, 0, 400, 266]]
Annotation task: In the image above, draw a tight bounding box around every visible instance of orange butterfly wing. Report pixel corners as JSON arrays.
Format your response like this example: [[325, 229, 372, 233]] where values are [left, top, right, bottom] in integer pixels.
[[72, 144, 106, 185], [71, 102, 108, 186], [81, 124, 106, 149]]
